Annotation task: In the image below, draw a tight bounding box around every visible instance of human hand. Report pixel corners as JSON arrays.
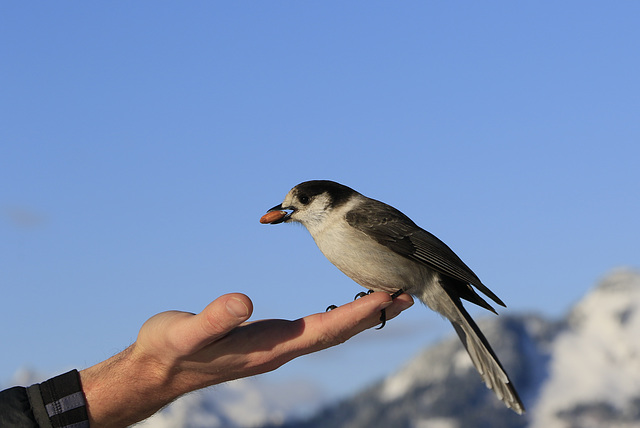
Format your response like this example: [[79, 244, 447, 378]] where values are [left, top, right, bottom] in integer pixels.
[[80, 291, 414, 427]]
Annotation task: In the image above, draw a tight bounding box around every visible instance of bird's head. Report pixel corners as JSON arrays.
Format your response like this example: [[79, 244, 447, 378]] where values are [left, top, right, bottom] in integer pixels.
[[262, 180, 358, 231]]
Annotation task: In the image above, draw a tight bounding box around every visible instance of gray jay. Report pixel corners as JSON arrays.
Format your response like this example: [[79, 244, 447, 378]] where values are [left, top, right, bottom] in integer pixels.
[[261, 180, 524, 414]]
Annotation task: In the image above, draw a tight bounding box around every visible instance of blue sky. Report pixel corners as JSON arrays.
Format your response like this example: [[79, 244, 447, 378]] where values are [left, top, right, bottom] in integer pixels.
[[1, 2, 639, 399]]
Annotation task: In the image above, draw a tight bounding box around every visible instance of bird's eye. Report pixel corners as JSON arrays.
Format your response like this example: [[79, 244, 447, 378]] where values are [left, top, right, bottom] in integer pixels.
[[299, 195, 310, 205]]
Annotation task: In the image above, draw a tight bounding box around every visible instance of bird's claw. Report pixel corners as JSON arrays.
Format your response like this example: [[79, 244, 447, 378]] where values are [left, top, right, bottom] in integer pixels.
[[326, 304, 338, 312], [376, 310, 388, 330], [354, 289, 374, 300], [376, 289, 404, 330]]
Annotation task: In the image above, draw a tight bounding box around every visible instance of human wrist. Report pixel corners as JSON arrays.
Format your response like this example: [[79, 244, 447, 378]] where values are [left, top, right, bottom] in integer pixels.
[[79, 343, 182, 428]]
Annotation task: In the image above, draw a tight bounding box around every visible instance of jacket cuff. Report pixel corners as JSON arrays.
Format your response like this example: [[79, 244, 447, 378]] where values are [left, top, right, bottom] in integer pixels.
[[27, 370, 89, 428]]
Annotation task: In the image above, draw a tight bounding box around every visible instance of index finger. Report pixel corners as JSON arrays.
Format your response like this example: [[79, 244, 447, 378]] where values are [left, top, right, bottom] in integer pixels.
[[293, 291, 414, 355]]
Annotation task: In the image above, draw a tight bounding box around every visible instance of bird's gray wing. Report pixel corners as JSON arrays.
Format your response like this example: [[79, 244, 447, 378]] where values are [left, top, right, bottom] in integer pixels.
[[345, 200, 506, 308]]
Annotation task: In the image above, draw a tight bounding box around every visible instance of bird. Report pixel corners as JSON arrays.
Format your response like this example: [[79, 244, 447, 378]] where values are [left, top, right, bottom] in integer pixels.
[[261, 180, 525, 414]]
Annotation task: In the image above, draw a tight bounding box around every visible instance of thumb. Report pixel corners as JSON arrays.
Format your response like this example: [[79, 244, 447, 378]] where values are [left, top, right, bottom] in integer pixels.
[[192, 293, 253, 348]]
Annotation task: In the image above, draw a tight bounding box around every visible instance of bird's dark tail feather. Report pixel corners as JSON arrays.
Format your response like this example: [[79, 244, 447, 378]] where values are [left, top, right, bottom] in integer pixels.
[[449, 298, 525, 415]]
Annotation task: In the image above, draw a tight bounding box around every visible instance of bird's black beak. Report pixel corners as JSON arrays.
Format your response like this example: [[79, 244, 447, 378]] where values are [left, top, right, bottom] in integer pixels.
[[261, 204, 293, 224]]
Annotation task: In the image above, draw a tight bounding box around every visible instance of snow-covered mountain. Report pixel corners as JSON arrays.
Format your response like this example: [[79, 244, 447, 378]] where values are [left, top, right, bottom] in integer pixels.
[[270, 269, 640, 428], [530, 269, 640, 428], [271, 314, 557, 428]]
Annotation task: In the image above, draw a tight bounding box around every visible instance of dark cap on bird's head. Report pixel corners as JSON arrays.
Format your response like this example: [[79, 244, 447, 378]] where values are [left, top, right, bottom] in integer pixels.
[[288, 180, 358, 209]]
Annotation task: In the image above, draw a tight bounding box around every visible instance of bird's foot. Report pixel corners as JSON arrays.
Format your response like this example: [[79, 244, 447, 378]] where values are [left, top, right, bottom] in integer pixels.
[[326, 304, 338, 312], [376, 289, 405, 330]]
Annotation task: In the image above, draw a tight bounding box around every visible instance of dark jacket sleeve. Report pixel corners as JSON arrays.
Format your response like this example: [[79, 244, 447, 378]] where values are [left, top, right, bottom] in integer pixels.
[[0, 386, 39, 427], [0, 370, 89, 428]]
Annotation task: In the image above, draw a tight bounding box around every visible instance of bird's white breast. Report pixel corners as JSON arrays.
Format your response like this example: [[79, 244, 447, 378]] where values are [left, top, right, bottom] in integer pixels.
[[306, 198, 435, 294]]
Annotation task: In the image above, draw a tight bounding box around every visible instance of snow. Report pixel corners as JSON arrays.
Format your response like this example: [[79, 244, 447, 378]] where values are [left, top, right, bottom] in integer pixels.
[[137, 376, 325, 428], [530, 269, 640, 428], [378, 368, 415, 402], [452, 347, 474, 374], [378, 338, 460, 402], [412, 418, 460, 428]]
